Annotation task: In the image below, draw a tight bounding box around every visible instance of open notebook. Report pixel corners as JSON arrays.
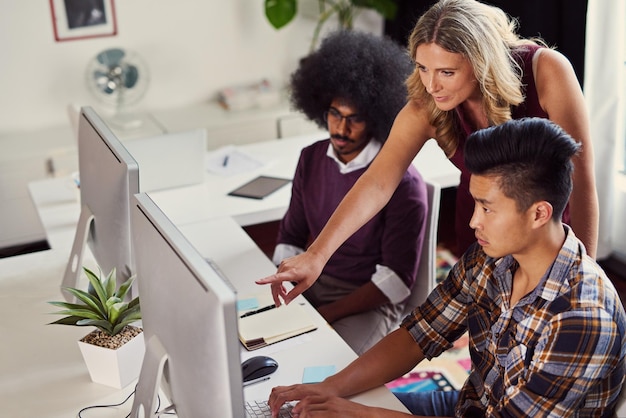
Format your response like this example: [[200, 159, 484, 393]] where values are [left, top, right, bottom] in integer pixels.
[[238, 292, 317, 350]]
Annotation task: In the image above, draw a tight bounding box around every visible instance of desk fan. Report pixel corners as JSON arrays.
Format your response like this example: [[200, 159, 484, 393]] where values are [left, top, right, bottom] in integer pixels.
[[86, 47, 149, 130]]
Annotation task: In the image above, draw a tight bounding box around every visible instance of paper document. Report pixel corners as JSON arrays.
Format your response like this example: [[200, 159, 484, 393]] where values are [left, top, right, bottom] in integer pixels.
[[205, 145, 263, 176]]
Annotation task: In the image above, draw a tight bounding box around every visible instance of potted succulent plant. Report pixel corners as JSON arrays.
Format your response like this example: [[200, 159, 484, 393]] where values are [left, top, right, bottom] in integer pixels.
[[48, 267, 144, 389], [265, 0, 398, 51]]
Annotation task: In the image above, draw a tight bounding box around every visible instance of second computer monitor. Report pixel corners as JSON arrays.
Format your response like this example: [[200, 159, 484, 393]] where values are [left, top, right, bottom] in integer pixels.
[[62, 106, 139, 301], [129, 192, 245, 418]]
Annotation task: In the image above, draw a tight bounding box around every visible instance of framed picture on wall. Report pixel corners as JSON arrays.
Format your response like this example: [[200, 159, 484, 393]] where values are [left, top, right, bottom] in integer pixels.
[[49, 0, 117, 42]]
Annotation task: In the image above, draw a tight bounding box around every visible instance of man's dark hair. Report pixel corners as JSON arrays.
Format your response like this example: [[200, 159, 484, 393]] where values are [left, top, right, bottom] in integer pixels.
[[464, 118, 581, 220], [289, 30, 413, 143]]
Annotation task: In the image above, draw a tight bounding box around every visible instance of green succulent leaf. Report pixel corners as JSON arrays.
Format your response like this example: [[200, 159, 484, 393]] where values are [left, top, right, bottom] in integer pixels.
[[49, 315, 89, 326], [77, 318, 114, 334], [265, 0, 297, 29], [48, 300, 88, 310], [64, 287, 106, 317], [128, 297, 140, 310], [106, 296, 123, 307], [50, 308, 104, 321], [116, 275, 135, 300], [118, 303, 141, 323], [103, 268, 117, 299], [109, 301, 128, 325], [112, 320, 137, 336], [84, 266, 110, 305]]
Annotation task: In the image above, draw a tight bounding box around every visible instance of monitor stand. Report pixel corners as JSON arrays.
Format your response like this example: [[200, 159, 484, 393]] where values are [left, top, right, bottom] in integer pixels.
[[61, 205, 94, 303], [130, 335, 172, 418], [61, 204, 136, 302]]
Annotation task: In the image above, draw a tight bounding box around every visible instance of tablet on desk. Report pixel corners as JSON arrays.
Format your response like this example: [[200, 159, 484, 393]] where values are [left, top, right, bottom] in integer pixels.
[[227, 175, 291, 199]]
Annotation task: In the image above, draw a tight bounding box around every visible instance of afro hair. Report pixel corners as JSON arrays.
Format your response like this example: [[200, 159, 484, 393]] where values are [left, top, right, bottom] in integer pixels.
[[289, 30, 413, 143]]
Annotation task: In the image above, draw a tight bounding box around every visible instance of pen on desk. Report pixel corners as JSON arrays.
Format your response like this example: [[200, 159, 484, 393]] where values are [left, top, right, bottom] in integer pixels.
[[243, 376, 270, 387], [223, 155, 229, 167], [240, 304, 276, 318]]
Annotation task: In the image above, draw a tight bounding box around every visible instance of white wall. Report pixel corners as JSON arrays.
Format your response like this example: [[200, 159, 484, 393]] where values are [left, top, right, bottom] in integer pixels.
[[0, 0, 382, 134]]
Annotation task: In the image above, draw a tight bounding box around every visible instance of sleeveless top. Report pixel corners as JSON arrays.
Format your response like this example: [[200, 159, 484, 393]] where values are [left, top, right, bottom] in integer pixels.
[[447, 44, 570, 256]]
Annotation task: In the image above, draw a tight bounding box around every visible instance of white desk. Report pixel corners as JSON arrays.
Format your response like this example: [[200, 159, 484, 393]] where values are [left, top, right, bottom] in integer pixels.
[[149, 135, 459, 228], [18, 131, 460, 416], [4, 187, 408, 416], [147, 132, 327, 227], [28, 133, 459, 232], [141, 134, 461, 231]]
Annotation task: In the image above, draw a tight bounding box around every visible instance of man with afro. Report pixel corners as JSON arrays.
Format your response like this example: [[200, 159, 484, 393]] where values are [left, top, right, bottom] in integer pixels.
[[272, 30, 429, 354]]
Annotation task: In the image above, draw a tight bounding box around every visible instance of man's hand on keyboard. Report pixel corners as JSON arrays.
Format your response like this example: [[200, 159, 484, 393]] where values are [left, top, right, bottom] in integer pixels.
[[268, 382, 373, 417]]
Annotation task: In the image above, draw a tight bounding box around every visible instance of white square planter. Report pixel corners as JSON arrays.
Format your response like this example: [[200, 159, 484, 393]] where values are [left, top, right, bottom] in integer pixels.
[[78, 331, 145, 389]]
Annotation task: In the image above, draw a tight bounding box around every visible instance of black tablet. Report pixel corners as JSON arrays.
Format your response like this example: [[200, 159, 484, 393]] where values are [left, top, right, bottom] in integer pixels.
[[227, 175, 291, 199]]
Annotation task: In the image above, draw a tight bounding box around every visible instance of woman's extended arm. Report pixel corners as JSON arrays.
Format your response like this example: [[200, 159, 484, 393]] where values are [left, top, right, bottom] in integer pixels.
[[257, 101, 433, 305], [534, 48, 599, 258]]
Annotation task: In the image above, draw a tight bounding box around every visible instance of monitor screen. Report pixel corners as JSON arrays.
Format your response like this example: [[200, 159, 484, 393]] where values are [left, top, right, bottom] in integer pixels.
[[129, 192, 245, 418], [61, 106, 140, 301]]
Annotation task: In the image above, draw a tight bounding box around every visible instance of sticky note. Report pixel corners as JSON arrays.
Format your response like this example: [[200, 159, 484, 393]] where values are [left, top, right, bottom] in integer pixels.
[[237, 298, 259, 311], [302, 365, 336, 383]]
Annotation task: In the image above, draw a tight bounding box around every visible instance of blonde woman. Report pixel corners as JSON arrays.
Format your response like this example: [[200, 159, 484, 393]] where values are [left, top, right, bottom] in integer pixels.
[[258, 0, 598, 307]]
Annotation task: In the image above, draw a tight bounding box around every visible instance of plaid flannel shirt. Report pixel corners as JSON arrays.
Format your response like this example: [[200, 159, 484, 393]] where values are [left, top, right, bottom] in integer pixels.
[[402, 225, 626, 417]]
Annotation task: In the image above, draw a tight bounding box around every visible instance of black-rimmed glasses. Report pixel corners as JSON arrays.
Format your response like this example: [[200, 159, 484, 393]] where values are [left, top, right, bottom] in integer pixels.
[[323, 107, 365, 127]]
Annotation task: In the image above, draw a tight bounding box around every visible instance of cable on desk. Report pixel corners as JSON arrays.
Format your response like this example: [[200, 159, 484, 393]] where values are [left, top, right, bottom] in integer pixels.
[[76, 385, 176, 417]]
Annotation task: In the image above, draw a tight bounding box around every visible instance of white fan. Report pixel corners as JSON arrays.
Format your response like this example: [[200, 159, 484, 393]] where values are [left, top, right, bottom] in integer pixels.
[[86, 47, 149, 129]]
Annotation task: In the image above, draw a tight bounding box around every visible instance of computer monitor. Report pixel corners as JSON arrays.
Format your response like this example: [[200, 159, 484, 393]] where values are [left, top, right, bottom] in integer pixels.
[[62, 106, 139, 302], [129, 192, 245, 418]]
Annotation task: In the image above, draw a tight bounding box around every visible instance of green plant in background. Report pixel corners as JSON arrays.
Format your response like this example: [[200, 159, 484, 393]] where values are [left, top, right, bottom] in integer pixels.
[[265, 0, 398, 52], [48, 267, 141, 337]]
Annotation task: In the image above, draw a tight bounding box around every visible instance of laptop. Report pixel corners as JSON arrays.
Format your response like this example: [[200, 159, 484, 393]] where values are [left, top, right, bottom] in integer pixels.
[[123, 128, 207, 192]]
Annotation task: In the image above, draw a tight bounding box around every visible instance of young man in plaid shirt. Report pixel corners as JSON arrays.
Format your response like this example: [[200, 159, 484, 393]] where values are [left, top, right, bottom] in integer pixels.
[[268, 118, 626, 417]]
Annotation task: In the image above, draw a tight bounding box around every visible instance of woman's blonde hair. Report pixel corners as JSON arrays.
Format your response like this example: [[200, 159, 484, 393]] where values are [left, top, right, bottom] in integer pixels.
[[407, 0, 540, 156]]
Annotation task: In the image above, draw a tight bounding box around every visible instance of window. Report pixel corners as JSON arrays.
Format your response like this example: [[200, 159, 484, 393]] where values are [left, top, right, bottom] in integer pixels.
[[621, 2, 626, 173], [622, 56, 626, 172]]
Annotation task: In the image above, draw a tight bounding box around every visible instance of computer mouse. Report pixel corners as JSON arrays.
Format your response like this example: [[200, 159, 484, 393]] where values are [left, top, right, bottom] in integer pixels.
[[241, 355, 278, 382]]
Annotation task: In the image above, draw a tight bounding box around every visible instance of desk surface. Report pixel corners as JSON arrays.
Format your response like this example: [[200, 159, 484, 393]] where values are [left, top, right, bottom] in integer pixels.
[[15, 133, 419, 415], [150, 134, 459, 227], [1, 213, 407, 417], [29, 132, 459, 232]]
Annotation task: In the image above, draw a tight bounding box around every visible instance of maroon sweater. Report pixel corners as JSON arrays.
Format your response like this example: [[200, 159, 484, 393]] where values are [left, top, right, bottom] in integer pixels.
[[276, 139, 428, 290]]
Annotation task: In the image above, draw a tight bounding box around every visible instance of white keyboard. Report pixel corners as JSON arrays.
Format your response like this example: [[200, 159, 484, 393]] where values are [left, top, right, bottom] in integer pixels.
[[245, 399, 294, 418]]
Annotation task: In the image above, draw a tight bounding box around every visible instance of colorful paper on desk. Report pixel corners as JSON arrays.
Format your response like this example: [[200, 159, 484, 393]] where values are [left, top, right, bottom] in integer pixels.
[[387, 370, 456, 393], [238, 292, 317, 350], [205, 145, 263, 176], [237, 297, 260, 311], [302, 365, 336, 383]]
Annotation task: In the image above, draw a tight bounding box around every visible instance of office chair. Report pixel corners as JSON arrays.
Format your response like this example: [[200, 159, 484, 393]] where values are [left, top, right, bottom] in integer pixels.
[[401, 179, 441, 319]]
